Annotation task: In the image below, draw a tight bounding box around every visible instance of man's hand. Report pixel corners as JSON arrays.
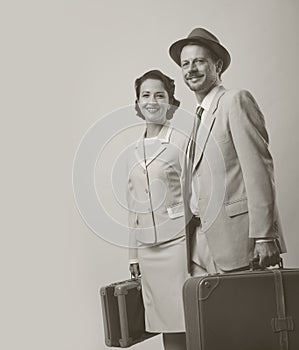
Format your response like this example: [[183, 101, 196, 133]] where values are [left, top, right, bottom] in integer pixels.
[[253, 240, 280, 268], [129, 263, 141, 278]]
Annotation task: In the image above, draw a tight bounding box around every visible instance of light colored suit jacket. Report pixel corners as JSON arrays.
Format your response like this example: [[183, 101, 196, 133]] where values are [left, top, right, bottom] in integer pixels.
[[127, 123, 188, 261], [183, 86, 286, 271]]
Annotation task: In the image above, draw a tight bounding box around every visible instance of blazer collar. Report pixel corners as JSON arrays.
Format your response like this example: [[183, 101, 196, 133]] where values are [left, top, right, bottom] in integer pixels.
[[192, 86, 226, 171], [201, 84, 223, 112], [134, 122, 173, 169]]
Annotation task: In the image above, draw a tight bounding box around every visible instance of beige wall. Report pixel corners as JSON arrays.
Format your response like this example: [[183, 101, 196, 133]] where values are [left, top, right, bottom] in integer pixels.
[[1, 0, 298, 349]]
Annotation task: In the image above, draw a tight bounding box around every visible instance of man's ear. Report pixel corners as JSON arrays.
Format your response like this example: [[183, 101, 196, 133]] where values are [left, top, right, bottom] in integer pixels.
[[216, 59, 223, 74]]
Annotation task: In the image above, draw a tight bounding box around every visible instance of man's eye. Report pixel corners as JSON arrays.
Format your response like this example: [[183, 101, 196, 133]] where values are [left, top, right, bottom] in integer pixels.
[[141, 94, 149, 97], [181, 62, 189, 68]]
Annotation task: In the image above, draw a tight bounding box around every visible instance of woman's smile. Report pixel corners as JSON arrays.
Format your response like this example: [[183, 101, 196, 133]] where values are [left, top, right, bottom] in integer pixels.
[[146, 106, 160, 113]]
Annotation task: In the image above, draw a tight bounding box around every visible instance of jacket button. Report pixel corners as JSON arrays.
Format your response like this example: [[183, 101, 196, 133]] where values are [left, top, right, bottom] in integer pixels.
[[143, 170, 146, 174], [145, 189, 149, 194]]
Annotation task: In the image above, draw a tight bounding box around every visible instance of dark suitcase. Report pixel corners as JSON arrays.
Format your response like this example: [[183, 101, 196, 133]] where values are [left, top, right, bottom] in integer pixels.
[[100, 278, 157, 347], [183, 265, 299, 350]]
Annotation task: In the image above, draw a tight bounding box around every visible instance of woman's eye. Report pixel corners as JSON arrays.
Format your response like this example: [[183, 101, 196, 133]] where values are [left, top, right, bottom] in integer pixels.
[[156, 94, 165, 99]]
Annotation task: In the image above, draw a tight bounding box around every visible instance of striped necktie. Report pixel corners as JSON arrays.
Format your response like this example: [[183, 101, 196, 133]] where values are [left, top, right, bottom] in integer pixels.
[[188, 106, 204, 167], [183, 106, 204, 274]]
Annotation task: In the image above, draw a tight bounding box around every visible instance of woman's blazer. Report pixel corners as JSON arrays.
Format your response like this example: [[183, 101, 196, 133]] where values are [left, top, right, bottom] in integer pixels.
[[127, 123, 188, 256]]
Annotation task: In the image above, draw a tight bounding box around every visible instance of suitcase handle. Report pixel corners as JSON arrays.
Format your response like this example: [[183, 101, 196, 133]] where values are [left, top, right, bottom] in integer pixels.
[[249, 257, 284, 271], [129, 262, 141, 280], [131, 273, 139, 280]]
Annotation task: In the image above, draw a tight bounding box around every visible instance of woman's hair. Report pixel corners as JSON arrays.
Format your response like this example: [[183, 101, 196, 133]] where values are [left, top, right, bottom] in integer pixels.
[[134, 69, 180, 120]]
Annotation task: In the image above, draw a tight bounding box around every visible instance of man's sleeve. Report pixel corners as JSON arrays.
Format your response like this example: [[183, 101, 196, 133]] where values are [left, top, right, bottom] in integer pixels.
[[228, 90, 278, 239]]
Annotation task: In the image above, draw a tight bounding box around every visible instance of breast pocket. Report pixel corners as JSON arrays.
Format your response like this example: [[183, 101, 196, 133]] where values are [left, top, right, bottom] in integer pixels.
[[211, 123, 232, 144]]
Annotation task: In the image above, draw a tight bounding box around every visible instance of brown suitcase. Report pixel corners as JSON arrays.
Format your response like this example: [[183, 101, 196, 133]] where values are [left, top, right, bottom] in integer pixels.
[[183, 264, 299, 350], [100, 278, 157, 347]]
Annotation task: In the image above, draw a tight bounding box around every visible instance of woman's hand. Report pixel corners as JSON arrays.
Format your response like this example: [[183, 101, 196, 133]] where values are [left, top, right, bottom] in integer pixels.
[[129, 263, 141, 278]]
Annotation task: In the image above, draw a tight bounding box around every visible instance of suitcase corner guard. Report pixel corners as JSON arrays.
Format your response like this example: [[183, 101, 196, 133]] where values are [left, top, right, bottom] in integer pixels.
[[198, 276, 220, 301]]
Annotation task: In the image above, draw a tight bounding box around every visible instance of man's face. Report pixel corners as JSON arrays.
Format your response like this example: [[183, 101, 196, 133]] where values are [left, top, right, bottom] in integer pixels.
[[180, 45, 221, 94]]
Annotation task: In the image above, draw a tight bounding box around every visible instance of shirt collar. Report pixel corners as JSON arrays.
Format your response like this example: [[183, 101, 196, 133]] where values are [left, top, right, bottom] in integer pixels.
[[198, 84, 223, 112], [139, 121, 172, 144]]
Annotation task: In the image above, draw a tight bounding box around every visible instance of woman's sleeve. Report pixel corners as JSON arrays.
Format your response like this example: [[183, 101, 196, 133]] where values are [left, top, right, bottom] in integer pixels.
[[126, 163, 138, 263]]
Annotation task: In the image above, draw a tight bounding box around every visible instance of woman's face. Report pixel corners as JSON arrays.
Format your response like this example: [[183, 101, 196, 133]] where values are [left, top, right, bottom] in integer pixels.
[[138, 78, 170, 124]]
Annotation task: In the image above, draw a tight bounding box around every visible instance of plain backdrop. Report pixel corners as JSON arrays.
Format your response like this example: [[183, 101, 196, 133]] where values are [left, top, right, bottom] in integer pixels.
[[1, 0, 298, 349]]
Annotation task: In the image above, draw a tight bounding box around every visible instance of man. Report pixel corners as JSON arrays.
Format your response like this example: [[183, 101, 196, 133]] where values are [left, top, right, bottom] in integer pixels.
[[169, 28, 286, 275]]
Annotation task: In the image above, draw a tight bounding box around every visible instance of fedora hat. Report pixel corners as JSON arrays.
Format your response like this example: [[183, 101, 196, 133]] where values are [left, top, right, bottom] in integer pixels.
[[169, 28, 231, 72]]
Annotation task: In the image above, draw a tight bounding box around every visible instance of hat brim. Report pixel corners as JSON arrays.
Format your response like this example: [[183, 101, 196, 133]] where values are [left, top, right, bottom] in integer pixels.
[[169, 37, 231, 73]]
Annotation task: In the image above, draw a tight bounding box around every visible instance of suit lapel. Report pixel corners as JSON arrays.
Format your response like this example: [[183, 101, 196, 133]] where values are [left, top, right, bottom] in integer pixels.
[[134, 123, 172, 168], [192, 87, 226, 172], [146, 123, 172, 166]]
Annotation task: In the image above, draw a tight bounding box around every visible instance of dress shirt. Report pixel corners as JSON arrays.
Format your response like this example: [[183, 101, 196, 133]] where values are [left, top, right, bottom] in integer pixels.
[[198, 84, 223, 125]]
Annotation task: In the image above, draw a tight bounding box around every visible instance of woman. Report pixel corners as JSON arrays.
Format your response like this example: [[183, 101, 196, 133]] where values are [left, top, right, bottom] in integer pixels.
[[126, 70, 188, 350]]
